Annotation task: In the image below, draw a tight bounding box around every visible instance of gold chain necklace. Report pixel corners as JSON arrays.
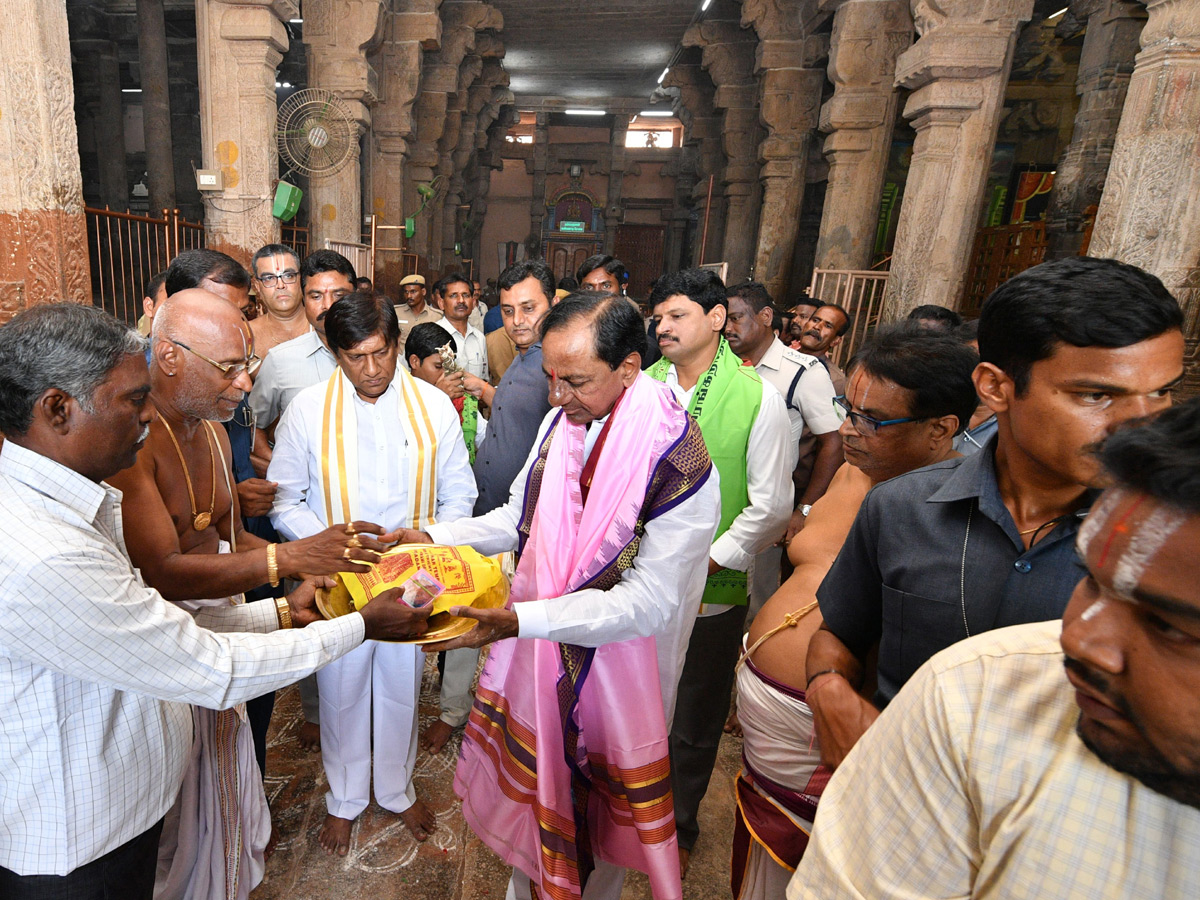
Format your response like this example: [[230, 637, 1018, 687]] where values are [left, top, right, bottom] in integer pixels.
[[158, 414, 217, 531]]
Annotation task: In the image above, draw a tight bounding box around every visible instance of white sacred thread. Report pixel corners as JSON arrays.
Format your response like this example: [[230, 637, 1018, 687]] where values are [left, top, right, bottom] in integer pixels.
[[1080, 598, 1107, 622], [1111, 504, 1187, 597]]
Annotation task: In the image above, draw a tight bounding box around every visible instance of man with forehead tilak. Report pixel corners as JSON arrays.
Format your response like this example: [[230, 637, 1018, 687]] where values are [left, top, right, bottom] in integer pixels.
[[107, 289, 398, 900], [393, 292, 721, 900], [790, 400, 1200, 898]]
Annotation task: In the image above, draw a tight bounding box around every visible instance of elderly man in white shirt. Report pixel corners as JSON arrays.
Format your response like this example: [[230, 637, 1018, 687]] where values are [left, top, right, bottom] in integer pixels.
[[434, 273, 489, 382], [646, 268, 794, 878], [268, 292, 476, 855], [0, 303, 428, 900]]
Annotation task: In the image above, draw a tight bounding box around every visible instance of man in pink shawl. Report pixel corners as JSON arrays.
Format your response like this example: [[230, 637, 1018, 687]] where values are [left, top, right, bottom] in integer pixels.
[[396, 292, 720, 900]]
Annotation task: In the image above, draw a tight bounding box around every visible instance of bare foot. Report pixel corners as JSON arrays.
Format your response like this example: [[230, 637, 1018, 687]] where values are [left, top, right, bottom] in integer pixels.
[[679, 847, 691, 880], [298, 721, 321, 752], [421, 720, 455, 755], [318, 814, 354, 856], [723, 708, 742, 738], [398, 800, 437, 842]]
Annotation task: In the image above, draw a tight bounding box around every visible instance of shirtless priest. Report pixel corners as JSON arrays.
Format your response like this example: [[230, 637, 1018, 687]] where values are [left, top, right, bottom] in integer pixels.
[[268, 291, 478, 853], [731, 326, 978, 899], [107, 288, 403, 900]]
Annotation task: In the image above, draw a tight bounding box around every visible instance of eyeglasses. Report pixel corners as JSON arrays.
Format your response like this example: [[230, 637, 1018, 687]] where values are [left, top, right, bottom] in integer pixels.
[[171, 339, 262, 380], [256, 271, 299, 287], [832, 395, 926, 436]]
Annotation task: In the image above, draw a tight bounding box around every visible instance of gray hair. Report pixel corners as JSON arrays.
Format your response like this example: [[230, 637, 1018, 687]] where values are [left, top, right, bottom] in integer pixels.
[[0, 303, 146, 436]]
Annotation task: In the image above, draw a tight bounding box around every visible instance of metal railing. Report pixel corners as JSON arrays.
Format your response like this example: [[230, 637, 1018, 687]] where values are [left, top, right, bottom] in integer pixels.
[[806, 268, 890, 368], [325, 238, 373, 284], [86, 207, 205, 325]]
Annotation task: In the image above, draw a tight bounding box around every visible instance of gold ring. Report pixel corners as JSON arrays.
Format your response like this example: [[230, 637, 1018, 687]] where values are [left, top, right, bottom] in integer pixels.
[[342, 548, 353, 560], [345, 524, 356, 536], [347, 536, 362, 549]]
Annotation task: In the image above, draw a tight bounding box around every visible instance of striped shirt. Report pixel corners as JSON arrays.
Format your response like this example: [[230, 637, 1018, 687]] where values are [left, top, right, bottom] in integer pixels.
[[0, 441, 363, 875], [789, 621, 1200, 899]]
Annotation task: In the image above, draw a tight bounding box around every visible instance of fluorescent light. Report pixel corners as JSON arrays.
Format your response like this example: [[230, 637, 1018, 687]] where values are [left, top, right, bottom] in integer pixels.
[[657, 67, 670, 84], [122, 88, 142, 93], [289, 17, 303, 23], [275, 81, 293, 88], [1048, 6, 1067, 16], [565, 109, 606, 116], [640, 110, 673, 117], [701, 0, 712, 9]]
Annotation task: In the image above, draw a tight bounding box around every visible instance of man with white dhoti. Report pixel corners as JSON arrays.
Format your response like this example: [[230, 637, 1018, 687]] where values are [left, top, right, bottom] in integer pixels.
[[268, 291, 477, 853], [108, 289, 417, 900], [394, 292, 721, 900]]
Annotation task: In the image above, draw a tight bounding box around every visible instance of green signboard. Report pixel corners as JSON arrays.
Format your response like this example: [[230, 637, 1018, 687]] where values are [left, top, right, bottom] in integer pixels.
[[560, 220, 586, 233]]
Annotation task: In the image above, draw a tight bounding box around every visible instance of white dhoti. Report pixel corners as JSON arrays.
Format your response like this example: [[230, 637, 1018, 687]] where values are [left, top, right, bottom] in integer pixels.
[[733, 641, 825, 900], [317, 639, 422, 819], [156, 543, 270, 900]]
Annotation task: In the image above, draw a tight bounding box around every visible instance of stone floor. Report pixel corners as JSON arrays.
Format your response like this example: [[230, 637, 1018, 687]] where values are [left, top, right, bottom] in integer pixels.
[[252, 655, 741, 900]]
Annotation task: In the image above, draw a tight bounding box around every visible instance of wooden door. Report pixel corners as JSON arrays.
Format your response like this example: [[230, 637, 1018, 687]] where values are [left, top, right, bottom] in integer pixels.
[[546, 240, 601, 283], [613, 224, 666, 300]]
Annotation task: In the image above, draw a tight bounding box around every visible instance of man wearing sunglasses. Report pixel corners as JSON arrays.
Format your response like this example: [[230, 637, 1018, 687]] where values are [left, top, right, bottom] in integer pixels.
[[805, 257, 1186, 772], [249, 243, 308, 356]]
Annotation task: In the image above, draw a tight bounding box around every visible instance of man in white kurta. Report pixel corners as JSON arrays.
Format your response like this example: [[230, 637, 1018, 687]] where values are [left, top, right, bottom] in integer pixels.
[[268, 294, 476, 852]]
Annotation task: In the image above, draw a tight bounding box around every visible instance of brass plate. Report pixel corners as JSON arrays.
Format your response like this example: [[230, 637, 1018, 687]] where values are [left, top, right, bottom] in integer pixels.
[[315, 582, 507, 645]]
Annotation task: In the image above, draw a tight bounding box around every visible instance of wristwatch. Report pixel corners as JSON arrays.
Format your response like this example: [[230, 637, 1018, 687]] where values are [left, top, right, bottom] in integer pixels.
[[800, 504, 813, 517]]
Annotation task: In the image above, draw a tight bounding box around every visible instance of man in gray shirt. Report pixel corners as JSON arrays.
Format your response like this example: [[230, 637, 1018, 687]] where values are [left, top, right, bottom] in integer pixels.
[[422, 260, 557, 755]]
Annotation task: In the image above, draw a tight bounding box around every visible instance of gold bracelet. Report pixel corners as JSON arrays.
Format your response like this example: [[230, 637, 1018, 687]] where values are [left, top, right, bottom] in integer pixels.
[[274, 596, 293, 630], [266, 543, 280, 587]]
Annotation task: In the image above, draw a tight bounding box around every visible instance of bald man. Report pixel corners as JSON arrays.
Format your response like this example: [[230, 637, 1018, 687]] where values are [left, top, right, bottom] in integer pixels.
[[108, 289, 400, 900]]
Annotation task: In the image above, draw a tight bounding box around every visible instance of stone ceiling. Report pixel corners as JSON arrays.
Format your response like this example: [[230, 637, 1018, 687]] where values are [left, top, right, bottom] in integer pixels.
[[486, 0, 702, 109]]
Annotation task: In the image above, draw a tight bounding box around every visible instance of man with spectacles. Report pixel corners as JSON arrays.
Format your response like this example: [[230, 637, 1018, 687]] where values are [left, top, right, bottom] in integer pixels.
[[107, 288, 409, 900], [248, 249, 357, 750], [731, 325, 978, 897], [805, 257, 1186, 773], [249, 243, 308, 356]]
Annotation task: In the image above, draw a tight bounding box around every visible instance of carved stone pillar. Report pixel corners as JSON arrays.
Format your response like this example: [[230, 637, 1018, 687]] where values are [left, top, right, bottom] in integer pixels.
[[369, 0, 441, 283], [664, 61, 727, 265], [0, 0, 91, 316], [407, 0, 500, 269], [1088, 0, 1200, 393], [603, 114, 631, 254], [686, 12, 764, 281], [304, 0, 385, 250], [138, 0, 177, 217], [1044, 0, 1145, 259], [528, 112, 549, 257], [881, 0, 1035, 319], [196, 0, 294, 264], [815, 0, 913, 270], [740, 0, 830, 300]]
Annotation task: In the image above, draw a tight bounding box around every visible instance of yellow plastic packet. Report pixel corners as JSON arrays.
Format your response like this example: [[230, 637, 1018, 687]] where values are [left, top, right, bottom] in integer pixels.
[[336, 543, 508, 617]]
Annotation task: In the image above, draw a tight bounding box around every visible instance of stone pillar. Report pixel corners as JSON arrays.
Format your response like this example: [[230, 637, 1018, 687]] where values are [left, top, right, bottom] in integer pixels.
[[1087, 0, 1200, 393], [664, 61, 728, 265], [603, 114, 631, 254], [740, 0, 830, 300], [528, 112, 549, 257], [685, 10, 764, 281], [1044, 0, 1145, 259], [815, 0, 913, 270], [0, 0, 91, 317], [138, 0, 177, 218], [304, 0, 386, 250], [76, 37, 129, 211], [881, 0, 1035, 319], [195, 0, 294, 263], [369, 0, 441, 283]]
